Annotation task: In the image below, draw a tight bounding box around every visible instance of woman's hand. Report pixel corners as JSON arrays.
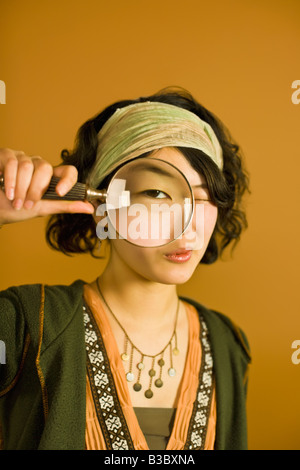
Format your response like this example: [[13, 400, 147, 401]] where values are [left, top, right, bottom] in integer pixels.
[[0, 148, 94, 225]]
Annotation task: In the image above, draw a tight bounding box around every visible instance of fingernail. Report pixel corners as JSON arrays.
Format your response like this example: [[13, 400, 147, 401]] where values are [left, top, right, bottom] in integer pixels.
[[24, 200, 34, 210], [57, 184, 67, 196], [7, 188, 15, 200], [13, 198, 23, 210]]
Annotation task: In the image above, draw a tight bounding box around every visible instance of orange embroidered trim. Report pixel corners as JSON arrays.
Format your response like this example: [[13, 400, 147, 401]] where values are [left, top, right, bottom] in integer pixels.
[[35, 285, 49, 421]]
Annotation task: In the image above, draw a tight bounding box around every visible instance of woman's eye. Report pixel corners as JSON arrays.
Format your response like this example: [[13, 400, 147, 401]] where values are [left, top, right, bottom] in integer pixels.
[[194, 197, 211, 203], [142, 189, 170, 199]]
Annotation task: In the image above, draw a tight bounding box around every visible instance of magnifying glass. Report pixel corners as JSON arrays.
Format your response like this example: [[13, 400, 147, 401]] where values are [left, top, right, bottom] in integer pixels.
[[96, 158, 194, 247], [0, 157, 194, 247]]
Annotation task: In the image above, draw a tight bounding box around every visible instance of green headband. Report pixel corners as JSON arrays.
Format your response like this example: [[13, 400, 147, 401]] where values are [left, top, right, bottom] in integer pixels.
[[88, 101, 223, 188]]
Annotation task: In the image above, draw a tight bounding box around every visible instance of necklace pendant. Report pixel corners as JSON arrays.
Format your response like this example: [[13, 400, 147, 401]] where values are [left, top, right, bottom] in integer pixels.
[[145, 389, 153, 399], [126, 372, 135, 382], [154, 378, 163, 388], [173, 348, 180, 356], [168, 367, 176, 377], [133, 382, 142, 392], [121, 353, 129, 361]]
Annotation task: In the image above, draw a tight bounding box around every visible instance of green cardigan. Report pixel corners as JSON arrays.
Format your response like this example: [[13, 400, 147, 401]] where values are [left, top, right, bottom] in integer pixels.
[[0, 280, 251, 450]]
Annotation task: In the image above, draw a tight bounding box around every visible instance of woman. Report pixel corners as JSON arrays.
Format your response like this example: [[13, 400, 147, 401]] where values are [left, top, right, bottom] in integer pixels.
[[0, 87, 251, 450]]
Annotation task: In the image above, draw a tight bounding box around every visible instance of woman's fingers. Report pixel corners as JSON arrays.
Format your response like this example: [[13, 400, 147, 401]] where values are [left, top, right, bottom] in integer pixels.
[[13, 155, 40, 209], [0, 197, 94, 225], [0, 148, 95, 225], [0, 149, 80, 208], [23, 158, 54, 208], [34, 199, 95, 217], [1, 149, 24, 201], [52, 164, 78, 196], [23, 161, 79, 208], [0, 149, 51, 210]]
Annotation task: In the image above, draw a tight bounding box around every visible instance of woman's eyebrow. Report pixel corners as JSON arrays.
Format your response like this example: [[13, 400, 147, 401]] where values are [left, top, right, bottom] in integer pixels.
[[133, 164, 177, 179], [133, 164, 209, 188]]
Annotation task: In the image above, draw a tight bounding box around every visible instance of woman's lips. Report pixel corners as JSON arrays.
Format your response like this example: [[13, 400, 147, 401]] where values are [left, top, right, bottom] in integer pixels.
[[164, 249, 193, 263]]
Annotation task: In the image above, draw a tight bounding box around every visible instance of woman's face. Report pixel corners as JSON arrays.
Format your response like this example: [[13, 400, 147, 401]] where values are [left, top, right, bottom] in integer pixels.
[[95, 147, 218, 285]]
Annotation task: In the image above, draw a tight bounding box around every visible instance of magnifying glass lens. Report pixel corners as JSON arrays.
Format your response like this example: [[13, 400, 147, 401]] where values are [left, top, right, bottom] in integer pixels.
[[103, 158, 193, 247]]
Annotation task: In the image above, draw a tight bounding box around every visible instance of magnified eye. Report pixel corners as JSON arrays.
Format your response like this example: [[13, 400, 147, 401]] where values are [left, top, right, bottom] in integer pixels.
[[142, 189, 171, 199]]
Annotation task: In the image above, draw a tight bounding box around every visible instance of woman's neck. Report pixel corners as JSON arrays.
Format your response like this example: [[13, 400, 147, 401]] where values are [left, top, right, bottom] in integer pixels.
[[93, 257, 179, 329]]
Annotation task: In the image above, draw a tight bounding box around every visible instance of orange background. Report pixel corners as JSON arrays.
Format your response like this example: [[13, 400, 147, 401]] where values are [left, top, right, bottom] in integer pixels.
[[0, 0, 299, 450]]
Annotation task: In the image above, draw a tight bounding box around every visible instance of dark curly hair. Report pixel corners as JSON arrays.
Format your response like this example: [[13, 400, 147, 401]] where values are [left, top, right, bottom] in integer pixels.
[[46, 86, 250, 264]]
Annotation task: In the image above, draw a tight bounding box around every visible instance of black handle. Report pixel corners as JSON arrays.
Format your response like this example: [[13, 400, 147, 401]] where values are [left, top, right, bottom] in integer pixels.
[[42, 176, 87, 200], [0, 174, 87, 201]]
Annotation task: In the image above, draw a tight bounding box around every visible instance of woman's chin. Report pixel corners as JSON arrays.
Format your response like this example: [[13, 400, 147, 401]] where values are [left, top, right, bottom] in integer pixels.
[[149, 263, 199, 286]]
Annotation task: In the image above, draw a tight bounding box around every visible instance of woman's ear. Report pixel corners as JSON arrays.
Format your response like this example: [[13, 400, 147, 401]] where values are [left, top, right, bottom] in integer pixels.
[[93, 200, 112, 243], [91, 199, 104, 222]]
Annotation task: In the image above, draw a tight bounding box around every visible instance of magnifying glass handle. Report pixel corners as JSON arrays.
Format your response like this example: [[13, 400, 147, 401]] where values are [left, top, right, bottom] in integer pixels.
[[0, 174, 106, 201]]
